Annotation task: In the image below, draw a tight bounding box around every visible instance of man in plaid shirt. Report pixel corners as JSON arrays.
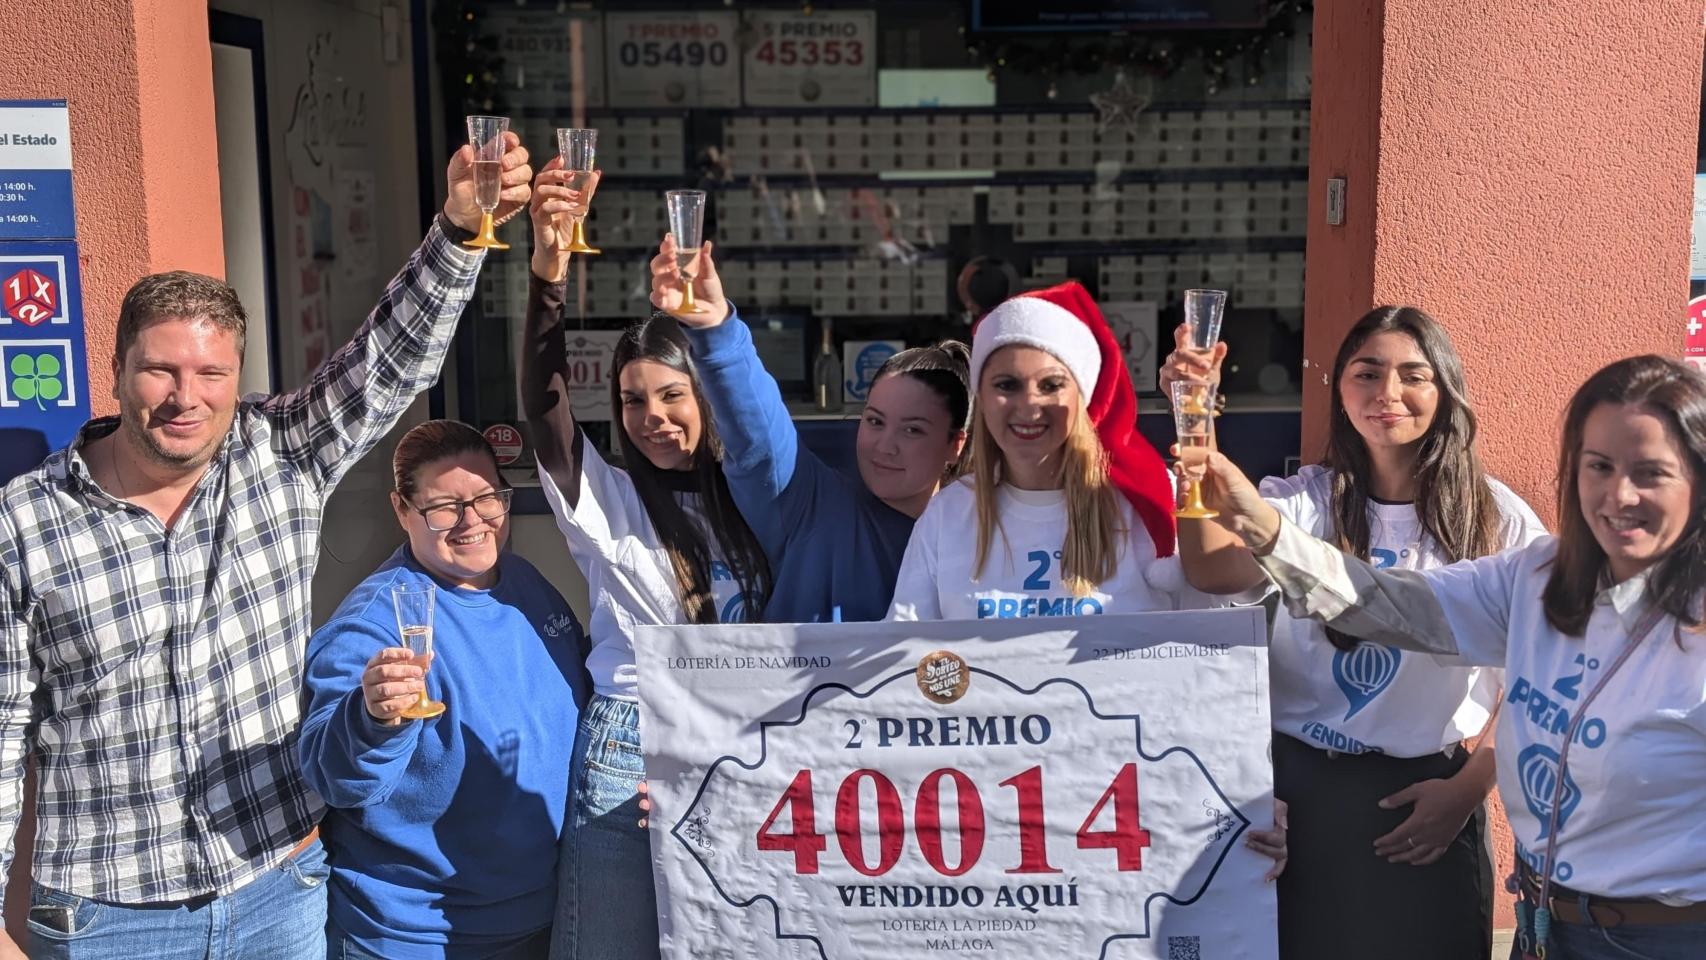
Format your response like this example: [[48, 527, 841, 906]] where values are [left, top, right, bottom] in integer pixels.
[[0, 137, 533, 959]]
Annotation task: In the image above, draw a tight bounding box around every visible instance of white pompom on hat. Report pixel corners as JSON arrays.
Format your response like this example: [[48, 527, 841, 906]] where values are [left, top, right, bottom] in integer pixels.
[[969, 289, 1103, 400]]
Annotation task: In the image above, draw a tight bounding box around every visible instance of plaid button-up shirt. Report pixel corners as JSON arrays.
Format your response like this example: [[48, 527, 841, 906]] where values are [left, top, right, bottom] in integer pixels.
[[0, 220, 483, 906]]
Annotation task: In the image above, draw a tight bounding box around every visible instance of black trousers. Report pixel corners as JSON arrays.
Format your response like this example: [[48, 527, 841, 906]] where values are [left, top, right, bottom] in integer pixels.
[[1274, 733, 1494, 960]]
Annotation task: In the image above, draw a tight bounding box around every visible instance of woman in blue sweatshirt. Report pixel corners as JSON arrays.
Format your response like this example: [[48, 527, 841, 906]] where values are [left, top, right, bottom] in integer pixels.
[[648, 235, 972, 623], [300, 420, 590, 960]]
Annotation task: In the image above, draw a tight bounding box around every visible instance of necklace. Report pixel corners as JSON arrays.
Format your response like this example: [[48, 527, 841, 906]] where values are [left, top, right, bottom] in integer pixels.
[[101, 435, 132, 503]]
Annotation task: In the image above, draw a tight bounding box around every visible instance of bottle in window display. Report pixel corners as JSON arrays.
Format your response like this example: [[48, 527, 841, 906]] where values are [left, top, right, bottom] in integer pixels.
[[814, 319, 844, 412]]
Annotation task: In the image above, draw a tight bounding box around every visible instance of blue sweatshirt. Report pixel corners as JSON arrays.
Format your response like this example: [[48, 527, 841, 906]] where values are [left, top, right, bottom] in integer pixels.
[[299, 546, 589, 959], [684, 307, 915, 623]]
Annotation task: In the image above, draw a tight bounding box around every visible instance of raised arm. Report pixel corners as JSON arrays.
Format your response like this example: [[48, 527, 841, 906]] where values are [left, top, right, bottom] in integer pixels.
[[515, 161, 603, 508], [265, 138, 533, 495], [649, 237, 801, 508], [518, 160, 599, 507], [1190, 451, 1519, 663]]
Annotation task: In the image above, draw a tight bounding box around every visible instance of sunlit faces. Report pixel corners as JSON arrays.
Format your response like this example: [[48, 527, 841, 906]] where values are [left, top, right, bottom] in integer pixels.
[[1337, 331, 1440, 451], [393, 450, 512, 590], [1577, 402, 1698, 584], [857, 373, 966, 516], [978, 346, 1081, 488], [112, 318, 242, 470], [619, 359, 703, 472]]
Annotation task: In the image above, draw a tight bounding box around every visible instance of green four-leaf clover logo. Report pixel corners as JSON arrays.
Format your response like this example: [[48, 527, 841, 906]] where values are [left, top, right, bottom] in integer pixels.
[[9, 352, 64, 412]]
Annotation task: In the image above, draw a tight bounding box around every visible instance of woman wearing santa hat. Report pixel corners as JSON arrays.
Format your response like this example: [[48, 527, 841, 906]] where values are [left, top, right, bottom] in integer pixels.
[[887, 280, 1190, 622], [885, 280, 1287, 870]]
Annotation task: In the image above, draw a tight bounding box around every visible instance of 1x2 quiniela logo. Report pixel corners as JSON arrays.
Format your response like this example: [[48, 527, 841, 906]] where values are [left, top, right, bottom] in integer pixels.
[[916, 650, 969, 704]]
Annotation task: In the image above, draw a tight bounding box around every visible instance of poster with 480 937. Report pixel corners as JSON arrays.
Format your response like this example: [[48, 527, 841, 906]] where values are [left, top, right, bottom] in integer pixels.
[[634, 610, 1278, 960]]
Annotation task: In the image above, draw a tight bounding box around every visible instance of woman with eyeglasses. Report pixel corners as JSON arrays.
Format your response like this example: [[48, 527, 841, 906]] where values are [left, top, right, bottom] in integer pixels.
[[299, 419, 591, 960]]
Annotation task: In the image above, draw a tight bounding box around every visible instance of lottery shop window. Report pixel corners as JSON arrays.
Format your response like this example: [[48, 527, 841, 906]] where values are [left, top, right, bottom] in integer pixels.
[[437, 0, 1313, 477]]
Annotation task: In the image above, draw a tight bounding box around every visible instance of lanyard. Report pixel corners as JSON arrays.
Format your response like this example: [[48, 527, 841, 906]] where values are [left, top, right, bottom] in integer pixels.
[[1522, 604, 1668, 959]]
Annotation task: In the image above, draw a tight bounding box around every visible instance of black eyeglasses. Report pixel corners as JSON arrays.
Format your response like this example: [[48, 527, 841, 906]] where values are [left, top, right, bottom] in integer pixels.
[[407, 488, 514, 531]]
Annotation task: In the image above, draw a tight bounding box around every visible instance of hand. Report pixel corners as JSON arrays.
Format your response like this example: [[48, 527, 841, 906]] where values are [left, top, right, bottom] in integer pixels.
[[1373, 774, 1482, 866], [1246, 798, 1288, 881], [1173, 449, 1282, 546], [443, 132, 533, 235], [648, 234, 729, 326], [529, 158, 600, 282], [0, 931, 27, 960], [361, 646, 431, 726], [1159, 322, 1228, 402], [638, 780, 651, 829]]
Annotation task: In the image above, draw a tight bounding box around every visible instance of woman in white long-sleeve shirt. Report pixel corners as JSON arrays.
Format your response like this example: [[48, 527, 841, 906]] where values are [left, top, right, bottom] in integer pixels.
[[1168, 306, 1548, 960], [518, 164, 772, 960], [1185, 354, 1706, 960]]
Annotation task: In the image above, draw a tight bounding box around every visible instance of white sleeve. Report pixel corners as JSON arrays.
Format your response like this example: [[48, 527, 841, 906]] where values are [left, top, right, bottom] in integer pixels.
[[536, 443, 650, 567], [1259, 466, 1330, 534], [1255, 517, 1525, 666], [1488, 478, 1551, 549], [886, 498, 944, 622]]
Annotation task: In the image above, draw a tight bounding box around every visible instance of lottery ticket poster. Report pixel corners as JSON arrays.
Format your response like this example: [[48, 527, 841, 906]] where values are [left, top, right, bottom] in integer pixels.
[[635, 610, 1278, 960]]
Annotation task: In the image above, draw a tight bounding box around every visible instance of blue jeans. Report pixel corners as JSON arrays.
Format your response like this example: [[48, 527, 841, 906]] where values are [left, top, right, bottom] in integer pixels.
[[27, 838, 329, 959], [550, 695, 657, 960]]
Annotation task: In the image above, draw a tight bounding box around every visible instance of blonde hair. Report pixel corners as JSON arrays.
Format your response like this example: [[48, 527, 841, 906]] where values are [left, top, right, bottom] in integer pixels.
[[970, 401, 1123, 596]]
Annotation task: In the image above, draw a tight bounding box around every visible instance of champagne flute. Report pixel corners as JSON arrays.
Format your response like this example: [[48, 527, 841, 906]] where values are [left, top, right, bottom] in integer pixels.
[[556, 127, 601, 255], [463, 115, 511, 250], [1171, 379, 1220, 519], [391, 582, 446, 719], [1183, 288, 1228, 351], [666, 189, 708, 314]]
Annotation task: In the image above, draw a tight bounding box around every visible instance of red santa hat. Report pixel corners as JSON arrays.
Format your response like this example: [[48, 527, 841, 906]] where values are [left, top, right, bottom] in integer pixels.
[[970, 281, 1176, 558]]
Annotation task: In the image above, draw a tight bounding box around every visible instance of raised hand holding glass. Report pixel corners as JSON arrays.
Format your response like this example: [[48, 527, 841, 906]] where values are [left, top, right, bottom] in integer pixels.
[[556, 127, 601, 255], [463, 115, 511, 250]]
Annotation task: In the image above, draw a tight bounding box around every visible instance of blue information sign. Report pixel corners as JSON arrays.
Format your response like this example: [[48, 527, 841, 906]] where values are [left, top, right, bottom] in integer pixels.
[[0, 100, 76, 241], [0, 239, 90, 470]]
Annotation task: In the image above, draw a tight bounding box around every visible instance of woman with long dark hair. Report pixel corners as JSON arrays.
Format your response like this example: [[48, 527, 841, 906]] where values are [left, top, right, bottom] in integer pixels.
[[646, 236, 971, 623], [517, 162, 769, 960], [1170, 305, 1546, 959], [1185, 353, 1706, 960]]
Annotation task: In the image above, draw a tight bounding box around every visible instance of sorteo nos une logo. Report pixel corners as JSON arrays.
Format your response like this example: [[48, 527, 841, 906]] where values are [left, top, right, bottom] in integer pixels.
[[1517, 744, 1582, 839], [915, 650, 969, 704]]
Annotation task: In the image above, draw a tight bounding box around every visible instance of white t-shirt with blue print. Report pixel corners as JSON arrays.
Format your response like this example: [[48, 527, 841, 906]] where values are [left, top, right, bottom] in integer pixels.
[[887, 478, 1208, 621], [1262, 465, 1547, 757], [539, 440, 749, 698]]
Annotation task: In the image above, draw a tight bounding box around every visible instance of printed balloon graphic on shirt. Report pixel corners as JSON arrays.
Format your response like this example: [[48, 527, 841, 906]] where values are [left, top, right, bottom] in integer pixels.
[[1517, 744, 1582, 840], [1329, 546, 1403, 720], [1332, 643, 1402, 720]]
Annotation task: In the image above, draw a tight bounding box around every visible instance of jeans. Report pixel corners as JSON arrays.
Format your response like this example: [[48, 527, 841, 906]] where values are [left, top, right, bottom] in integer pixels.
[[1510, 916, 1706, 960], [549, 695, 658, 960], [26, 838, 329, 960]]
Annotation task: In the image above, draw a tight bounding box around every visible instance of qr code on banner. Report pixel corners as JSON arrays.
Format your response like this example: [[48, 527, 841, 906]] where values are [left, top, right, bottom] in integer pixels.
[[1167, 936, 1202, 960]]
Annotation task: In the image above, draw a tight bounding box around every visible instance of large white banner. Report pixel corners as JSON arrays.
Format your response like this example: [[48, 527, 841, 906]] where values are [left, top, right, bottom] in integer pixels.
[[635, 610, 1278, 960]]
